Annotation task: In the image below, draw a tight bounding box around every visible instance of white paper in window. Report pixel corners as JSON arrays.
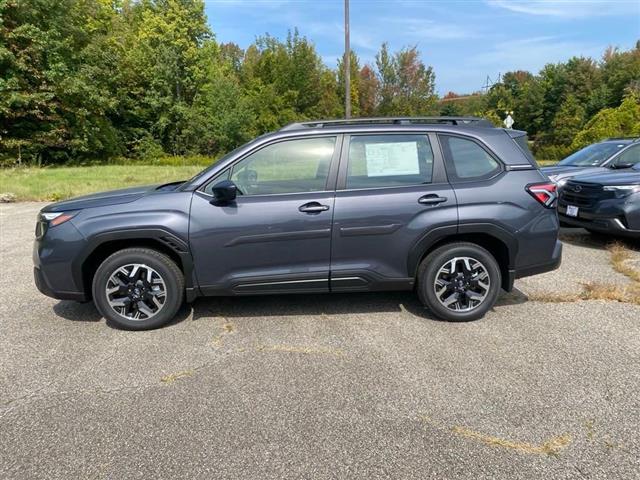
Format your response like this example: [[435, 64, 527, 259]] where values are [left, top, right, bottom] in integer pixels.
[[365, 142, 420, 177]]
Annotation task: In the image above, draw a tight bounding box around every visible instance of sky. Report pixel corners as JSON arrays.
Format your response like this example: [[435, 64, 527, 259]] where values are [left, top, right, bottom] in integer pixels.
[[204, 0, 640, 95]]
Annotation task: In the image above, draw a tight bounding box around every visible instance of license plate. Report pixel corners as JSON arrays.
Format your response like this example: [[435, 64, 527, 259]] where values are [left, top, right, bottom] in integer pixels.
[[566, 205, 579, 217]]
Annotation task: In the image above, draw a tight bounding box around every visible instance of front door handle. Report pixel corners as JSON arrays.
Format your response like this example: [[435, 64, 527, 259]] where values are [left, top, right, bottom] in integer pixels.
[[299, 202, 330, 213], [418, 194, 447, 205]]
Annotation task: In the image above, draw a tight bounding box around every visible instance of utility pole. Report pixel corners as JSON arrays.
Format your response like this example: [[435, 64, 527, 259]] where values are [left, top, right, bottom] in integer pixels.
[[344, 0, 351, 119]]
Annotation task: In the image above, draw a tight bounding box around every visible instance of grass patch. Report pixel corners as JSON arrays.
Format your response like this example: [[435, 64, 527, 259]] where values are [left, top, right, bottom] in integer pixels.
[[0, 164, 207, 201], [160, 370, 194, 384], [451, 426, 571, 456], [608, 242, 640, 283], [528, 281, 640, 305]]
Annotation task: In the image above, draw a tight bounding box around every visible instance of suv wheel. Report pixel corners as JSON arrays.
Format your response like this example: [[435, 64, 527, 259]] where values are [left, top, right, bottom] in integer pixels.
[[417, 242, 501, 322], [92, 248, 184, 330]]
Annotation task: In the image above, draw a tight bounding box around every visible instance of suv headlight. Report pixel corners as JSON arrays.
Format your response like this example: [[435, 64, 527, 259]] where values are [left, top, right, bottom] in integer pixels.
[[40, 211, 77, 227], [603, 185, 640, 198]]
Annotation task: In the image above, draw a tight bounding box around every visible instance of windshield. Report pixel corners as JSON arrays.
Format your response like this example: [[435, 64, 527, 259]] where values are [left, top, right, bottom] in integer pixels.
[[558, 142, 627, 167]]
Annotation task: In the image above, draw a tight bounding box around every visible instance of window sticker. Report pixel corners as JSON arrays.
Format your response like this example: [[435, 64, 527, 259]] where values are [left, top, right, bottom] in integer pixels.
[[364, 142, 420, 177]]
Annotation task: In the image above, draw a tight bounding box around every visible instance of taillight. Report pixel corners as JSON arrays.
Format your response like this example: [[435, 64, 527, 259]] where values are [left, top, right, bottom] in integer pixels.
[[526, 182, 557, 208]]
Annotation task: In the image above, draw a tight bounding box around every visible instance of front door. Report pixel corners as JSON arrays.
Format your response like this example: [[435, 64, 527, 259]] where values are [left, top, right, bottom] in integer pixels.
[[330, 133, 457, 290], [189, 136, 340, 295]]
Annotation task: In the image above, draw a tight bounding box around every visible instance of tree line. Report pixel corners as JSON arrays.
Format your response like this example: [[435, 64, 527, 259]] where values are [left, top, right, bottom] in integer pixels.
[[1, 0, 639, 165]]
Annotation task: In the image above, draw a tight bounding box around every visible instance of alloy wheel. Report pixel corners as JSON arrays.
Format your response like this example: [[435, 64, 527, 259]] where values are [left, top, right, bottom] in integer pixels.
[[105, 263, 167, 320], [433, 256, 490, 313]]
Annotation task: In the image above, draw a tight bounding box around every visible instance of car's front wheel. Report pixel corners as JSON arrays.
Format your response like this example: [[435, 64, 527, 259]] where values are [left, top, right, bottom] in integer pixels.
[[92, 248, 184, 330], [417, 242, 501, 322]]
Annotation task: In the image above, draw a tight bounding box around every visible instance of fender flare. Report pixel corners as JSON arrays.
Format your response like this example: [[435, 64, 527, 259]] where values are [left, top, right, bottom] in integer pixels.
[[406, 222, 518, 278], [72, 228, 197, 300]]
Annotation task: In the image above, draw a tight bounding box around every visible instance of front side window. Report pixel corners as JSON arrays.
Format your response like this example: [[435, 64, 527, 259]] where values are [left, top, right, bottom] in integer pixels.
[[229, 137, 336, 195], [611, 144, 640, 168], [346, 134, 434, 189], [439, 135, 500, 181]]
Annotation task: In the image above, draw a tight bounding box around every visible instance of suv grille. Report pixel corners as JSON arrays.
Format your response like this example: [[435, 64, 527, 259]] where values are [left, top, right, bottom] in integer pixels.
[[559, 181, 613, 209]]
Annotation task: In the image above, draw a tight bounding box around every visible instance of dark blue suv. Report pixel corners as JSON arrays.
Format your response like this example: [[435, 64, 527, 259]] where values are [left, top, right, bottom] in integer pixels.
[[34, 117, 562, 329]]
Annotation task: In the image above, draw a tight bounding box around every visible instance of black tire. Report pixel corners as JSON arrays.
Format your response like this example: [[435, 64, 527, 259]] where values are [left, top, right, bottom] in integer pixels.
[[416, 242, 501, 322], [92, 248, 184, 330]]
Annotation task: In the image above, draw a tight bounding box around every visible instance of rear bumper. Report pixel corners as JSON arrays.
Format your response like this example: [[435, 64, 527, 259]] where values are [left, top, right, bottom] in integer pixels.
[[507, 239, 563, 289]]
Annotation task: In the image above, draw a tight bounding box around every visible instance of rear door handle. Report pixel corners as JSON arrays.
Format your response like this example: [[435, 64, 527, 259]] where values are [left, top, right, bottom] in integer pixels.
[[299, 202, 330, 213], [418, 194, 448, 205]]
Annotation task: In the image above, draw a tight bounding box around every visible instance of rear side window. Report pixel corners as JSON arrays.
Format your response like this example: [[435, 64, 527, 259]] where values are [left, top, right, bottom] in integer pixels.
[[439, 135, 501, 182], [346, 134, 434, 189]]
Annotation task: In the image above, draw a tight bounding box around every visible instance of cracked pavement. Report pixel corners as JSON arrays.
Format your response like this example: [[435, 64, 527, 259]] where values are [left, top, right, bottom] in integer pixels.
[[1, 203, 639, 479]]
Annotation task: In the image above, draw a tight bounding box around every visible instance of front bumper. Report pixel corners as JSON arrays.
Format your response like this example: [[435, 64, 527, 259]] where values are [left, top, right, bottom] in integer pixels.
[[33, 219, 89, 301], [558, 206, 640, 238], [34, 266, 88, 301]]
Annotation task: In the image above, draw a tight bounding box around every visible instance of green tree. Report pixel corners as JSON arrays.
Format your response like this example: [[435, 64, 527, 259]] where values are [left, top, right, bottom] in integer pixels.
[[374, 43, 437, 116], [572, 94, 640, 149], [0, 0, 123, 164], [549, 94, 586, 146], [358, 65, 379, 117]]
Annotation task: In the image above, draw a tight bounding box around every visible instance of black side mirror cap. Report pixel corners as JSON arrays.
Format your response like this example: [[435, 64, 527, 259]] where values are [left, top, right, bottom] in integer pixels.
[[210, 180, 238, 205], [611, 163, 635, 169]]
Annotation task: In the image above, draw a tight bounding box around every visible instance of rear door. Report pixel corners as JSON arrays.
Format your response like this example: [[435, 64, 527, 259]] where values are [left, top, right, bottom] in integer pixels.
[[330, 132, 457, 291]]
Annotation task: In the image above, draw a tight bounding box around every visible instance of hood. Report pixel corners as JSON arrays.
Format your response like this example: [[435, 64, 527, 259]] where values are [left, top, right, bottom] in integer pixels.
[[41, 184, 159, 213], [542, 165, 606, 182], [572, 170, 640, 187]]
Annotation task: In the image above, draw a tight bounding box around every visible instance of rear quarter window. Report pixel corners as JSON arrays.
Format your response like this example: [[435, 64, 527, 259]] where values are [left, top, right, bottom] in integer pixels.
[[439, 135, 501, 182], [512, 134, 538, 166]]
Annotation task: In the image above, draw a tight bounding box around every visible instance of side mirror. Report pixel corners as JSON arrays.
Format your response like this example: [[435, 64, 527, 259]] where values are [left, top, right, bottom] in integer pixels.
[[611, 162, 635, 170], [211, 180, 238, 205]]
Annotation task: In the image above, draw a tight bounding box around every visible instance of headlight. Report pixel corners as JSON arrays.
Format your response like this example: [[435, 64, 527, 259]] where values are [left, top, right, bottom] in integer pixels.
[[603, 185, 640, 198], [40, 211, 77, 227], [556, 178, 568, 188]]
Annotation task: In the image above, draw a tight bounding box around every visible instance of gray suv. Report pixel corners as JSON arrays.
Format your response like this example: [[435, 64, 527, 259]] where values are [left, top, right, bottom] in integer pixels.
[[543, 138, 640, 187], [34, 117, 562, 329]]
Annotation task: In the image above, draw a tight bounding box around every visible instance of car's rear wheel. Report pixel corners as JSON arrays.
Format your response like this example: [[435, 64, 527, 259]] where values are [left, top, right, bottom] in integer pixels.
[[417, 242, 501, 322], [92, 248, 184, 330]]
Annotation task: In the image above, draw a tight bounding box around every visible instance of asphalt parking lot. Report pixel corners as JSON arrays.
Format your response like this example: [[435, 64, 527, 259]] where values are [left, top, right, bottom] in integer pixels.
[[1, 202, 639, 479]]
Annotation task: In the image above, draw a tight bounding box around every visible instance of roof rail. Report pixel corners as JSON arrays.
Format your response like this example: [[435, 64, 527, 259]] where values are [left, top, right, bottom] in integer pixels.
[[604, 136, 640, 141], [280, 116, 495, 131]]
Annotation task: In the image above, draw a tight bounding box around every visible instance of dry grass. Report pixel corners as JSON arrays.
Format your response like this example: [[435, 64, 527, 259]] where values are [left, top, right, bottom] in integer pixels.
[[160, 370, 194, 384], [529, 241, 640, 306], [211, 321, 235, 347], [529, 281, 640, 305], [608, 242, 640, 283], [451, 426, 571, 456]]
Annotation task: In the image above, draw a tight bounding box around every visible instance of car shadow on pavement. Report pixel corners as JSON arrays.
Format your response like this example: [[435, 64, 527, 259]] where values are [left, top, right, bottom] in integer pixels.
[[53, 300, 102, 322], [51, 288, 528, 326], [188, 288, 528, 324]]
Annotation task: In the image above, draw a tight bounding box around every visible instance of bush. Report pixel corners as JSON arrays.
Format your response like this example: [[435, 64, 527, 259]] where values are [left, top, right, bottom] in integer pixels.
[[533, 144, 573, 162], [571, 95, 640, 150]]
